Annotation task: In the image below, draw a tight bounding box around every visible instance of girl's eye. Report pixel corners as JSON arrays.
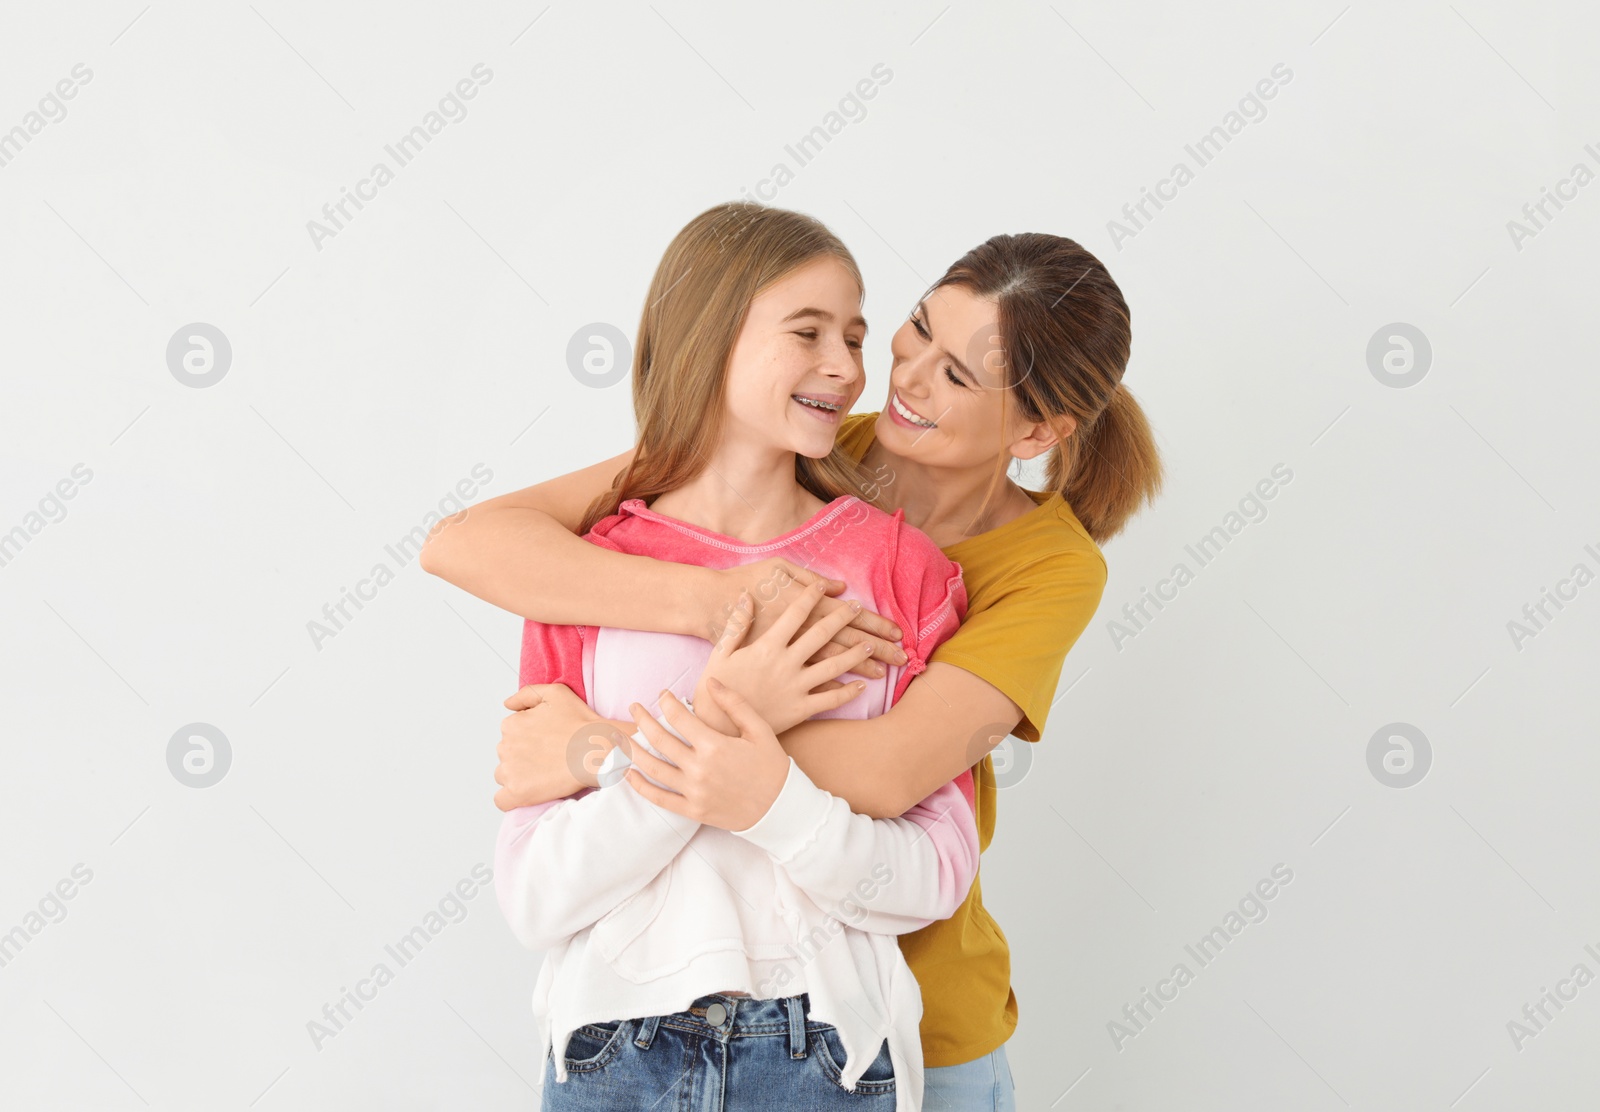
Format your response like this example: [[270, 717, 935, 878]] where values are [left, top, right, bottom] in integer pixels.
[[944, 367, 965, 388], [796, 330, 818, 340], [846, 337, 863, 350], [910, 314, 930, 339]]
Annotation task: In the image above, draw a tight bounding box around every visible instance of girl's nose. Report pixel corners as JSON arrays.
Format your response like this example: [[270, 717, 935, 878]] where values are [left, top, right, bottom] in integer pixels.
[[821, 342, 861, 384]]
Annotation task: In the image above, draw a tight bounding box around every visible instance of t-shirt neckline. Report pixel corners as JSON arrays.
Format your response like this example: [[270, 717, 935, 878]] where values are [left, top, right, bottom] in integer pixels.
[[618, 494, 863, 552]]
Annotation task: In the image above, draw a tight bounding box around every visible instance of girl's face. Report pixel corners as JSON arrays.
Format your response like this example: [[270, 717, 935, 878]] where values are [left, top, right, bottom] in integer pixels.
[[877, 285, 1022, 469], [722, 255, 867, 459]]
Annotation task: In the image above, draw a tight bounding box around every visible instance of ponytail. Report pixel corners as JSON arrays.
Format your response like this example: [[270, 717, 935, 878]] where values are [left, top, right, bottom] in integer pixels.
[[1050, 383, 1163, 544]]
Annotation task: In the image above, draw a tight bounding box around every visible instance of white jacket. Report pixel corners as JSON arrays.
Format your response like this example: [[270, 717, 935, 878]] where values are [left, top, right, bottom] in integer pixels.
[[495, 709, 981, 1112]]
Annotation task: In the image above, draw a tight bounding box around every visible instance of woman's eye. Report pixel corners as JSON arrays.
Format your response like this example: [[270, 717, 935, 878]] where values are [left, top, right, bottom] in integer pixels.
[[910, 315, 929, 339], [847, 337, 863, 350], [944, 366, 965, 387], [796, 330, 818, 341]]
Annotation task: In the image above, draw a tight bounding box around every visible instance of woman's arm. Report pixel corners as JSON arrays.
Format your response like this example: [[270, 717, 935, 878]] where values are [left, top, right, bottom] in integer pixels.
[[419, 447, 902, 656], [422, 446, 709, 634], [777, 663, 1023, 818], [496, 664, 1023, 820]]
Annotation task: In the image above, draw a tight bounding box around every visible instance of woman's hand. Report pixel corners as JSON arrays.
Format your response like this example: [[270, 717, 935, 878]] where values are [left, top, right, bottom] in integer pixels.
[[692, 578, 882, 737], [707, 558, 907, 673], [493, 684, 628, 811], [622, 681, 790, 832]]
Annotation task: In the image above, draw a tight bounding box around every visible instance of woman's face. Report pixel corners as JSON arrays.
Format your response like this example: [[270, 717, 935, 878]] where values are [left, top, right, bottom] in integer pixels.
[[722, 255, 867, 460], [876, 285, 1023, 469]]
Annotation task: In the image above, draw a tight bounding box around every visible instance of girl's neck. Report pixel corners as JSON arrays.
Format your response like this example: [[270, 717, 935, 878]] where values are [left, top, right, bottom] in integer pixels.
[[647, 447, 827, 544], [862, 438, 1038, 548]]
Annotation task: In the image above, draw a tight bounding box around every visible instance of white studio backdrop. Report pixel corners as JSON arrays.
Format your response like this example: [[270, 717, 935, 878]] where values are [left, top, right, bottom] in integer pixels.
[[1, 1, 1596, 1108]]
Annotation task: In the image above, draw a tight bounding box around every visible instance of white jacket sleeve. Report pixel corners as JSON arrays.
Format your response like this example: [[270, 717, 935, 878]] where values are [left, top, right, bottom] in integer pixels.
[[728, 757, 981, 935], [494, 716, 699, 952]]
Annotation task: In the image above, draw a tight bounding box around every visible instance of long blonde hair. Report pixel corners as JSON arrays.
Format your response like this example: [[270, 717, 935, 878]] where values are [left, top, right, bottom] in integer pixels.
[[579, 202, 877, 534]]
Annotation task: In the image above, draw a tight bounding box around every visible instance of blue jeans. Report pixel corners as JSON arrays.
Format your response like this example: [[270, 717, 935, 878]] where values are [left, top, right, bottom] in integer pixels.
[[540, 992, 897, 1110], [922, 1042, 1017, 1112]]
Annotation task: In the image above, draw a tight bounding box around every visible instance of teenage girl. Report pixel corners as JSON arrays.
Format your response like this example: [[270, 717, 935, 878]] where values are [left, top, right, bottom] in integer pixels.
[[488, 202, 982, 1112]]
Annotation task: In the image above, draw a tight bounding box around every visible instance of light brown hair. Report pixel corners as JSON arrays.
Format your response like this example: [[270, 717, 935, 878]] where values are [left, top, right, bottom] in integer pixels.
[[929, 233, 1163, 544], [580, 202, 876, 534]]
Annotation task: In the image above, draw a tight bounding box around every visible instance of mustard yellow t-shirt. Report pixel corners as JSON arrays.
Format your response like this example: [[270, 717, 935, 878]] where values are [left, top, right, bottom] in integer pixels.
[[837, 411, 1108, 1067]]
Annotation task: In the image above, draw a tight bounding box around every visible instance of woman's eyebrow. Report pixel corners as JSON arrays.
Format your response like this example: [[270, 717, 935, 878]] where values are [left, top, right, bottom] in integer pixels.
[[920, 303, 975, 382]]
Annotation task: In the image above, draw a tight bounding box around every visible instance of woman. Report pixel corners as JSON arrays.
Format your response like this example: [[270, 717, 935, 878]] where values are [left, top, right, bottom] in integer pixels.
[[491, 201, 980, 1111], [423, 228, 1164, 1109]]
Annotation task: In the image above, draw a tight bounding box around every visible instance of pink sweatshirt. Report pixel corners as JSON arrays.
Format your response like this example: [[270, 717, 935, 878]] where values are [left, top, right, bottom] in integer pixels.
[[495, 494, 978, 1111]]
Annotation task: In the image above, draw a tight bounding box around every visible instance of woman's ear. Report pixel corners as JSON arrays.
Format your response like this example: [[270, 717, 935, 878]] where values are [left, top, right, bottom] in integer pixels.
[[1009, 413, 1076, 461]]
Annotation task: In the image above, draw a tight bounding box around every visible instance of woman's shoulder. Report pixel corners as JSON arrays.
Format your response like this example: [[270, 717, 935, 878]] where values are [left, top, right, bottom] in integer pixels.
[[977, 491, 1108, 583], [836, 411, 879, 463]]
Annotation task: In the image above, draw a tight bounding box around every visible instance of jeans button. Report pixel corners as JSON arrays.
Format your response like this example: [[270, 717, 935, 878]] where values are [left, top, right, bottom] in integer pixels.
[[705, 1002, 727, 1026]]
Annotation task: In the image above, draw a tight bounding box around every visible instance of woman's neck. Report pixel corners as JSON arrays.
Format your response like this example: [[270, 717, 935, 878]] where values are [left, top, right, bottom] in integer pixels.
[[862, 438, 1038, 548], [647, 446, 827, 544]]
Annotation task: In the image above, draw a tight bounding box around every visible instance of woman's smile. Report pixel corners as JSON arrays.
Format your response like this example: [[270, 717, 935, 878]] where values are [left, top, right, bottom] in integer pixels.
[[888, 390, 937, 429]]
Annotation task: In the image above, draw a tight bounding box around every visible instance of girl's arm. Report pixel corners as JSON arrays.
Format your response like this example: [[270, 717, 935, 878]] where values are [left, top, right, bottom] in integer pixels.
[[419, 449, 902, 657], [621, 686, 982, 935], [494, 713, 701, 952], [731, 757, 981, 933]]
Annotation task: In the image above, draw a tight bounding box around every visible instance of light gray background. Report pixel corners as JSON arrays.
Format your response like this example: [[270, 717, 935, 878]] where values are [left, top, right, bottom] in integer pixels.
[[2, 1, 1596, 1108]]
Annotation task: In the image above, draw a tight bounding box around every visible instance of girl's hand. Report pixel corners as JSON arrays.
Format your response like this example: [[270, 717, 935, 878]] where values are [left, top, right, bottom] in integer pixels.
[[708, 558, 906, 672], [622, 681, 789, 832], [493, 684, 627, 811], [692, 579, 878, 737]]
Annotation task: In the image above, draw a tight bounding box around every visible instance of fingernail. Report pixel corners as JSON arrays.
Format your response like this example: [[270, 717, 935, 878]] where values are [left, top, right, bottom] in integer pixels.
[[849, 600, 862, 612], [890, 627, 902, 639]]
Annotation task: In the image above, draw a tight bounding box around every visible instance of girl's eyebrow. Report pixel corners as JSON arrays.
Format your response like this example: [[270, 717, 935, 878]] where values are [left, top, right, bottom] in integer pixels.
[[781, 307, 869, 335]]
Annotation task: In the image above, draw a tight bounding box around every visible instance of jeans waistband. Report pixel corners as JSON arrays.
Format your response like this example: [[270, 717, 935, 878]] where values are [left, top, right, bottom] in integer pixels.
[[634, 993, 813, 1059]]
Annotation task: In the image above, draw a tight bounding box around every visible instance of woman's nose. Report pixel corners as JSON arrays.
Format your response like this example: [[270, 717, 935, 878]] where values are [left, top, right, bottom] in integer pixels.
[[895, 351, 936, 397]]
